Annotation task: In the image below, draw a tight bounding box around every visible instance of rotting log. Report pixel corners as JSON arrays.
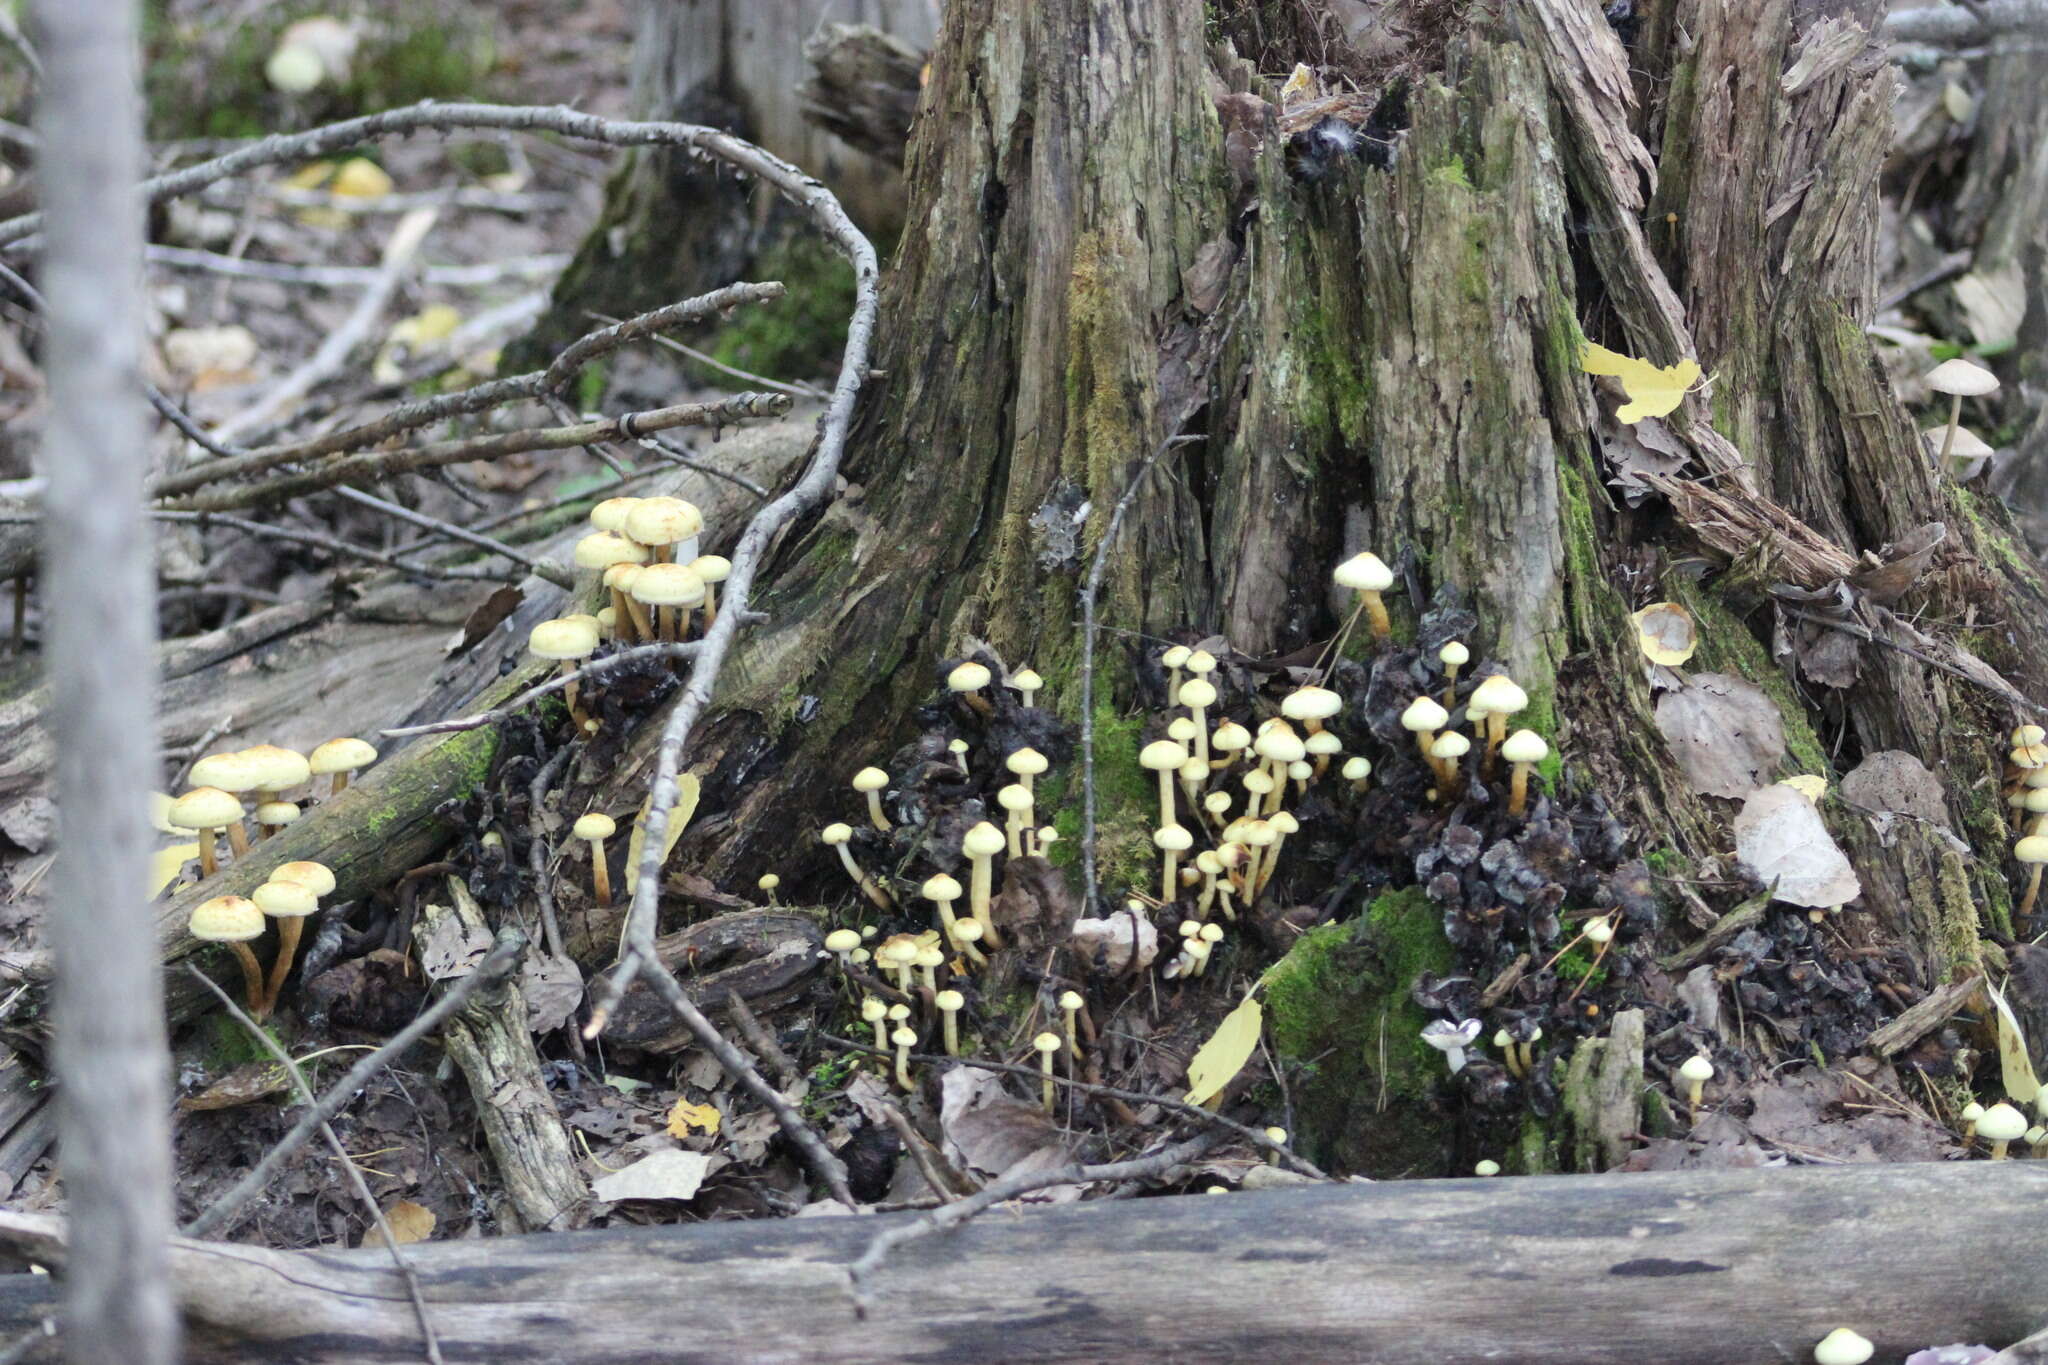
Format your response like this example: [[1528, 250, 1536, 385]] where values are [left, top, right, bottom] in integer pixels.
[[0, 1164, 2044, 1362]]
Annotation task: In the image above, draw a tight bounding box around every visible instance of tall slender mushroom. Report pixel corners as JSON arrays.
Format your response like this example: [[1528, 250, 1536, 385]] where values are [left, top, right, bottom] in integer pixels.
[[1429, 732, 1470, 796], [1251, 727, 1305, 815], [962, 821, 1007, 947], [1439, 640, 1469, 708], [825, 928, 862, 972], [529, 616, 601, 728], [923, 872, 986, 966], [1140, 740, 1190, 830], [1005, 747, 1049, 797], [936, 989, 966, 1056], [892, 1025, 920, 1092], [852, 767, 892, 832], [823, 822, 893, 909], [861, 997, 889, 1064], [168, 787, 243, 879], [253, 878, 320, 1017], [1058, 990, 1084, 1059], [307, 737, 377, 797], [189, 751, 261, 857], [1401, 696, 1450, 769], [1033, 1032, 1063, 1110], [1678, 1053, 1714, 1111], [1012, 668, 1043, 708], [1468, 674, 1528, 774], [947, 660, 994, 716], [574, 813, 616, 907], [1160, 645, 1191, 702], [1501, 729, 1549, 816], [1177, 678, 1218, 770], [1924, 357, 1999, 472], [2015, 834, 2048, 920], [1333, 550, 1396, 642], [689, 555, 731, 632], [1154, 824, 1193, 903], [190, 895, 267, 1014], [998, 783, 1035, 858]]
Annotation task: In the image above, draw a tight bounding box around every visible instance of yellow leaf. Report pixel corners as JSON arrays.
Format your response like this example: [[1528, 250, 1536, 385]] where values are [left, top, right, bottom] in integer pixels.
[[1184, 994, 1263, 1107], [401, 304, 461, 345], [623, 773, 701, 886], [1777, 775, 1827, 805], [1629, 602, 1696, 666], [665, 1099, 721, 1137], [1580, 341, 1704, 423], [1279, 62, 1317, 109], [149, 843, 199, 899], [366, 1199, 436, 1247], [1985, 980, 2040, 1106], [330, 157, 393, 199], [284, 160, 336, 191]]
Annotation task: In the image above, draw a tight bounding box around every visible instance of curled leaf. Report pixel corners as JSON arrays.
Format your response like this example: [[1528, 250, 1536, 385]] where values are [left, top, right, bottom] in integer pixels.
[[366, 1200, 436, 1247], [1184, 994, 1263, 1107], [1630, 602, 1697, 666], [1984, 981, 2040, 1107], [1777, 775, 1827, 805], [666, 1099, 721, 1138], [1581, 341, 1704, 423]]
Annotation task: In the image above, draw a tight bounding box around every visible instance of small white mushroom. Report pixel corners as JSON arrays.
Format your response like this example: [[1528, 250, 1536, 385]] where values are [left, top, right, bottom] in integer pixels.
[[1421, 1018, 1481, 1074]]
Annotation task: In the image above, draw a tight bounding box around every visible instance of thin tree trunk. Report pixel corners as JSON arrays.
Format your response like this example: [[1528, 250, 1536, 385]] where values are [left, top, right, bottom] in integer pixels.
[[30, 0, 179, 1356]]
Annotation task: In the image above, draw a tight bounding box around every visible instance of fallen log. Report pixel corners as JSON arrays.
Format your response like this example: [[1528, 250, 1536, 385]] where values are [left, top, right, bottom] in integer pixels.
[[0, 1162, 2043, 1361]]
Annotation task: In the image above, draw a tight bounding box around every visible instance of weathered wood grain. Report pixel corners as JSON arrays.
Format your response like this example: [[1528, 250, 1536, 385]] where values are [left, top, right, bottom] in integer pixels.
[[3, 1164, 2046, 1362]]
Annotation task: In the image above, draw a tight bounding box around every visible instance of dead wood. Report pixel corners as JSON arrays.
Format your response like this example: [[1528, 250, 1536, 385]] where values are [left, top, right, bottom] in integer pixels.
[[798, 23, 924, 165], [0, 1164, 2045, 1362]]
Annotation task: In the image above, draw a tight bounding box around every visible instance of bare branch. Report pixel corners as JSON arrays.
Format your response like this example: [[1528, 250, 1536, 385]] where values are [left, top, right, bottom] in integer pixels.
[[379, 641, 706, 739]]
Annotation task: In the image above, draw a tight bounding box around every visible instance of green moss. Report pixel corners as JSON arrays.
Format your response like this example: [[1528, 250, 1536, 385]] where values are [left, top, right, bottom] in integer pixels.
[[1551, 945, 1607, 986], [1262, 888, 1457, 1176], [1428, 154, 1472, 189], [197, 1012, 289, 1070], [576, 360, 609, 413], [698, 234, 856, 386], [1040, 698, 1156, 899]]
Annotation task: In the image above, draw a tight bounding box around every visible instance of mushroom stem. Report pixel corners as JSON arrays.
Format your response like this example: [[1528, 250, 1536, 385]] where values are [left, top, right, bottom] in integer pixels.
[[942, 1007, 960, 1057], [967, 851, 1003, 948], [701, 580, 718, 632], [1509, 761, 1534, 817], [865, 790, 888, 833], [2023, 864, 2045, 921], [894, 1029, 916, 1092], [262, 917, 305, 1015], [228, 942, 266, 1016], [1161, 848, 1180, 904], [1361, 590, 1390, 641], [1938, 393, 1963, 469], [608, 586, 638, 643], [195, 828, 219, 880], [1155, 768, 1176, 831], [589, 837, 612, 908], [835, 845, 893, 909], [225, 820, 251, 860], [557, 662, 593, 732]]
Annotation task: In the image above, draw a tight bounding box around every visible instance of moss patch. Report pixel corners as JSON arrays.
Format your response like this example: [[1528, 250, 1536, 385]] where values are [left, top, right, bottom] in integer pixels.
[[696, 234, 857, 387], [1262, 887, 1457, 1176]]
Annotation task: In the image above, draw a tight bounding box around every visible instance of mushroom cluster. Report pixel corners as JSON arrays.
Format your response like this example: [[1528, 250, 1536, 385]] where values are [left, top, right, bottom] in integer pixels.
[[189, 858, 333, 1018], [167, 740, 376, 882]]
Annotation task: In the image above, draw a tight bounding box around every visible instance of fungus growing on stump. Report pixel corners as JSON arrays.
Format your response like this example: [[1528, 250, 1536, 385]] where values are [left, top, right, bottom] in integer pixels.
[[190, 894, 266, 1014], [169, 787, 243, 879], [961, 821, 1007, 948], [852, 767, 891, 832], [573, 813, 616, 907], [822, 822, 893, 909], [1501, 729, 1549, 816], [253, 878, 320, 1018], [2016, 834, 2048, 920], [529, 617, 601, 728], [1978, 1102, 2028, 1159], [1401, 696, 1449, 770], [947, 660, 994, 716], [307, 737, 377, 796], [1140, 740, 1190, 830], [1033, 1032, 1063, 1110], [1332, 550, 1395, 641], [1924, 357, 1999, 474]]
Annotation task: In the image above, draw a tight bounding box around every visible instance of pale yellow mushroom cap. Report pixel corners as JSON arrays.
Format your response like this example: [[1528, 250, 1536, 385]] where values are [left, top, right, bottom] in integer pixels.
[[1401, 696, 1450, 732], [1304, 731, 1343, 756], [690, 555, 731, 584], [1243, 769, 1276, 795], [1033, 1032, 1063, 1055], [892, 1026, 919, 1048], [1585, 919, 1615, 945], [1058, 990, 1082, 1010], [1470, 675, 1528, 717], [623, 496, 703, 547], [1333, 551, 1393, 592], [1979, 1102, 2029, 1142], [1211, 721, 1251, 752], [240, 744, 312, 792], [1241, 819, 1277, 848], [1253, 729, 1306, 764], [922, 873, 963, 900], [1280, 686, 1343, 721], [1160, 645, 1191, 669], [1012, 668, 1043, 691], [1500, 730, 1549, 765], [169, 787, 243, 831], [758, 874, 780, 891], [1439, 641, 1470, 667], [573, 531, 650, 570], [915, 945, 945, 970], [1167, 717, 1197, 743], [997, 784, 1034, 812], [852, 766, 890, 792], [1178, 678, 1218, 709], [952, 918, 985, 943], [190, 895, 263, 941], [307, 737, 377, 776], [189, 751, 263, 793], [1038, 826, 1059, 844], [255, 801, 300, 827], [1431, 732, 1471, 761], [602, 562, 643, 593], [253, 879, 319, 918], [1678, 1054, 1714, 1084], [825, 929, 862, 952], [821, 822, 854, 846], [1005, 748, 1049, 777], [1341, 756, 1371, 781], [962, 822, 1007, 858], [2017, 725, 2047, 748], [2017, 835, 2048, 865], [947, 661, 992, 692], [629, 562, 706, 608], [1140, 740, 1190, 771], [1925, 357, 1999, 397], [1287, 760, 1312, 781], [1811, 1329, 1874, 1365], [1185, 650, 1218, 676], [1270, 811, 1300, 835], [589, 496, 642, 534], [1153, 824, 1194, 852], [1923, 424, 1994, 459], [861, 998, 888, 1022], [1199, 923, 1224, 945], [574, 813, 616, 841], [529, 617, 600, 660], [1474, 1159, 1501, 1176], [936, 989, 965, 1011], [271, 860, 336, 896]]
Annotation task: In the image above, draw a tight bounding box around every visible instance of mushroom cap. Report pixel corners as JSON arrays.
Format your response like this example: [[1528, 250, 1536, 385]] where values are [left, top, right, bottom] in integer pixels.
[[629, 562, 706, 607], [2016, 835, 2048, 865], [602, 562, 643, 593], [1469, 674, 1528, 715], [962, 821, 1007, 858], [690, 555, 732, 584], [307, 737, 377, 776], [1925, 357, 1999, 396], [1493, 1027, 1514, 1048], [825, 929, 863, 952], [1166, 717, 1197, 742], [529, 617, 600, 660], [573, 812, 616, 841], [1421, 1018, 1481, 1051], [1160, 645, 1191, 669], [1501, 729, 1549, 765], [1240, 819, 1277, 848], [2024, 790, 2048, 815], [1178, 756, 1208, 783], [623, 496, 703, 547], [861, 997, 888, 1021], [1961, 1101, 1986, 1121], [1474, 1159, 1501, 1176], [1678, 1054, 1715, 1083], [1177, 678, 1219, 709], [1037, 826, 1059, 844], [595, 607, 619, 634], [1140, 739, 1190, 771], [2015, 744, 2048, 769], [1253, 729, 1306, 764], [936, 989, 965, 1011], [1270, 811, 1299, 834], [1921, 423, 1994, 458], [189, 751, 264, 793], [758, 873, 781, 891], [1005, 748, 1049, 777], [1280, 686, 1343, 721], [190, 894, 264, 941], [1202, 792, 1232, 815], [891, 1026, 919, 1047], [1431, 731, 1471, 760], [914, 945, 945, 969], [948, 739, 969, 755], [1304, 731, 1343, 756], [1198, 923, 1224, 945], [1439, 641, 1470, 667], [1341, 756, 1371, 781], [820, 823, 855, 847], [922, 873, 963, 901], [1211, 721, 1251, 751], [1242, 769, 1276, 795], [1333, 551, 1393, 592], [1153, 824, 1193, 852], [1811, 1329, 1874, 1365], [1012, 668, 1043, 691], [952, 918, 986, 942], [887, 1002, 911, 1021], [1585, 918, 1615, 944], [255, 801, 300, 826], [270, 860, 336, 896], [852, 766, 890, 792], [1033, 1031, 1063, 1055], [947, 661, 992, 692], [168, 787, 244, 830], [1184, 650, 1218, 676], [573, 531, 650, 570], [1287, 760, 1312, 781], [2018, 725, 2047, 748], [876, 934, 920, 966], [1400, 696, 1450, 732], [589, 497, 642, 534], [997, 784, 1034, 812], [240, 744, 312, 791], [253, 879, 319, 918], [1058, 989, 1083, 1009]]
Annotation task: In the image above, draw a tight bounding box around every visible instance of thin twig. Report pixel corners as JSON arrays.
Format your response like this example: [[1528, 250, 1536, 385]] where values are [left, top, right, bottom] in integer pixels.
[[329, 485, 569, 587], [877, 1100, 968, 1202], [147, 243, 570, 288], [820, 1033, 1325, 1179], [590, 309, 826, 400], [1078, 435, 1201, 911], [154, 509, 522, 584], [525, 743, 575, 962], [187, 967, 445, 1364], [724, 992, 799, 1087], [379, 642, 706, 738], [637, 430, 772, 500], [183, 930, 526, 1239], [846, 1132, 1223, 1307]]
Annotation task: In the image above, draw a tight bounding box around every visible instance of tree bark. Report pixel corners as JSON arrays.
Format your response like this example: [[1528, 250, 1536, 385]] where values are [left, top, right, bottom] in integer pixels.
[[31, 0, 181, 1356], [0, 1164, 2044, 1362]]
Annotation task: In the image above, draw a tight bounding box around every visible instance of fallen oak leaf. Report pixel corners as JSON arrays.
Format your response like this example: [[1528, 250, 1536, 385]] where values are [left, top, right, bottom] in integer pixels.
[[364, 1199, 436, 1248], [665, 1098, 721, 1138]]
